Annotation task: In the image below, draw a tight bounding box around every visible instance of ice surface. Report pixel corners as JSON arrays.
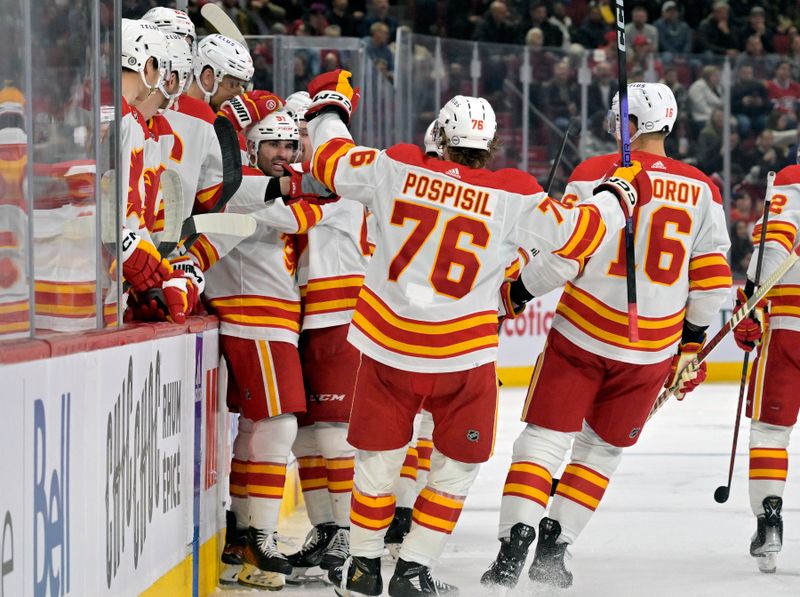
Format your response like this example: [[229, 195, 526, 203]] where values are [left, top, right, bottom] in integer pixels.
[[214, 383, 800, 596]]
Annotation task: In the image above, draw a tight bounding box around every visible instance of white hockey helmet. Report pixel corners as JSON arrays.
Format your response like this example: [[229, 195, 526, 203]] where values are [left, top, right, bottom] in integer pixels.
[[193, 34, 254, 100], [284, 91, 311, 124], [159, 33, 194, 105], [436, 95, 497, 151], [424, 120, 441, 156], [608, 82, 677, 142], [142, 7, 196, 44], [121, 19, 169, 92], [246, 110, 300, 165]]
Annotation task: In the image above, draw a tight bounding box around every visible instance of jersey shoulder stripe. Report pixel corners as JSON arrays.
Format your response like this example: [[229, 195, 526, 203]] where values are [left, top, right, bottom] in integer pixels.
[[147, 113, 174, 139], [385, 144, 543, 195], [173, 94, 216, 124], [774, 164, 800, 187]]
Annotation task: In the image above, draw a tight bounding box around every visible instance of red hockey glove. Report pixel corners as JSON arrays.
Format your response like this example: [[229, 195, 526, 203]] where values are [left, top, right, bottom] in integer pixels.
[[121, 228, 172, 292], [499, 280, 526, 321], [594, 160, 652, 218], [159, 272, 198, 324], [281, 164, 339, 205], [306, 69, 361, 125], [664, 339, 707, 400], [217, 90, 284, 132], [732, 286, 769, 352], [170, 254, 205, 314]]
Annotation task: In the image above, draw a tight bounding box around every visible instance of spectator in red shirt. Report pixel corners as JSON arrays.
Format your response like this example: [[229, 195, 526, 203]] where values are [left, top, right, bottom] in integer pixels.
[[766, 60, 800, 123]]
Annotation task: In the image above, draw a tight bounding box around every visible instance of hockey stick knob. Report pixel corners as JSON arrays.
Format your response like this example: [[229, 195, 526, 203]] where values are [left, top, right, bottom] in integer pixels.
[[713, 486, 730, 504]]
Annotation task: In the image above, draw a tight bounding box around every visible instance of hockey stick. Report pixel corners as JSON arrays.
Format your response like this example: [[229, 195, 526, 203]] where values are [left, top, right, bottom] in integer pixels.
[[153, 169, 185, 257], [200, 3, 247, 46], [180, 213, 256, 241], [545, 117, 580, 195], [649, 223, 800, 419], [615, 0, 639, 342], [714, 171, 775, 504], [214, 116, 244, 208]]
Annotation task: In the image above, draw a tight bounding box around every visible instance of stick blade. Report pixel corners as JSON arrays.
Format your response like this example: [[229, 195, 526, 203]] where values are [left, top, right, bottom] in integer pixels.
[[156, 170, 185, 257], [201, 3, 247, 46], [714, 486, 730, 504]]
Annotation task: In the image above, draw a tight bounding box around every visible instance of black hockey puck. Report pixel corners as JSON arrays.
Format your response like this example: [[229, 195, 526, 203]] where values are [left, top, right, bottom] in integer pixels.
[[714, 486, 730, 503]]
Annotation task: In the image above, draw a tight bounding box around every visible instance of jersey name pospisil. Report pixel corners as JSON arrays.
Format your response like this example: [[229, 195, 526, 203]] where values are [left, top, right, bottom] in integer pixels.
[[400, 172, 496, 217]]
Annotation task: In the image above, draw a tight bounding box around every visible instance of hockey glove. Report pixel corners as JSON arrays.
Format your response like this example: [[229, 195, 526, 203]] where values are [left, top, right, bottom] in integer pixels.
[[121, 228, 172, 292], [594, 161, 652, 219], [217, 90, 284, 132], [280, 164, 339, 205], [499, 280, 527, 321], [664, 337, 707, 401], [158, 272, 198, 324], [306, 69, 361, 125], [170, 254, 206, 312], [733, 286, 768, 352]]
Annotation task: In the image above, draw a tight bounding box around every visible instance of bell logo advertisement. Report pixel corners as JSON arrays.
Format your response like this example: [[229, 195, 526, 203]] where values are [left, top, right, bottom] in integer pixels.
[[33, 393, 72, 597]]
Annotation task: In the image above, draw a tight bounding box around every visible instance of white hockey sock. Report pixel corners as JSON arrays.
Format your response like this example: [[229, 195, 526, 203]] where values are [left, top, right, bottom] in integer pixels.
[[316, 422, 355, 527], [749, 419, 792, 516], [400, 449, 480, 568], [248, 414, 297, 532], [498, 424, 573, 540], [350, 447, 407, 558], [394, 446, 419, 509], [548, 423, 622, 544], [231, 416, 253, 528], [415, 410, 435, 493], [293, 424, 335, 526]]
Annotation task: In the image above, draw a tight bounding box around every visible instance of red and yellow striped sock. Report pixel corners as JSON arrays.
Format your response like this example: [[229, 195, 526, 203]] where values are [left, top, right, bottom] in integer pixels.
[[401, 447, 419, 481], [230, 458, 249, 500], [297, 455, 328, 493], [351, 485, 396, 531], [749, 448, 788, 482], [327, 456, 355, 493], [247, 461, 287, 500], [749, 448, 788, 515], [416, 439, 433, 473], [411, 487, 465, 535], [327, 456, 355, 527], [502, 461, 553, 509], [554, 463, 609, 512]]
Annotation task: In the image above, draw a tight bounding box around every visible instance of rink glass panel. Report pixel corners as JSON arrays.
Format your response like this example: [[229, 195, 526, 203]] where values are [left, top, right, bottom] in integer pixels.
[[0, 0, 121, 343]]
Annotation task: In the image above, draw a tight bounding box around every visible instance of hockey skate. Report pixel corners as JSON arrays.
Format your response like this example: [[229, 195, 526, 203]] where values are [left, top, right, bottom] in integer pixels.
[[385, 507, 412, 559], [480, 522, 536, 589], [219, 510, 247, 585], [321, 526, 350, 570], [285, 522, 337, 583], [388, 558, 459, 596], [329, 554, 383, 596], [238, 527, 292, 590], [528, 518, 573, 588], [750, 496, 783, 574]]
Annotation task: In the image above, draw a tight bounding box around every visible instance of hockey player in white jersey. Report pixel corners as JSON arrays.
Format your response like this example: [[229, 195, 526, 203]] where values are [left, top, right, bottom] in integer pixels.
[[303, 69, 646, 596], [481, 83, 732, 590], [284, 89, 372, 578], [207, 111, 328, 590], [732, 164, 800, 573], [118, 19, 194, 323]]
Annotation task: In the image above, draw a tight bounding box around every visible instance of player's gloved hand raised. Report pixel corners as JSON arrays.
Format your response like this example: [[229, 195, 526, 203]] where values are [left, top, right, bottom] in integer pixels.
[[664, 338, 707, 400], [594, 160, 652, 218], [306, 69, 361, 125], [121, 228, 172, 292], [733, 286, 768, 352], [218, 90, 284, 132]]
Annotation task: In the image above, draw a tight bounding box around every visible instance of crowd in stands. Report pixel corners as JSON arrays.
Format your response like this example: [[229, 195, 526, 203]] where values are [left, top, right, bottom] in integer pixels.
[[97, 2, 800, 277]]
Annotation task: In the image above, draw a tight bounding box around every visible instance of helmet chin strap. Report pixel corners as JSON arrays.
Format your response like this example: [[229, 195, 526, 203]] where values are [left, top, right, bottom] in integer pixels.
[[196, 74, 219, 104]]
